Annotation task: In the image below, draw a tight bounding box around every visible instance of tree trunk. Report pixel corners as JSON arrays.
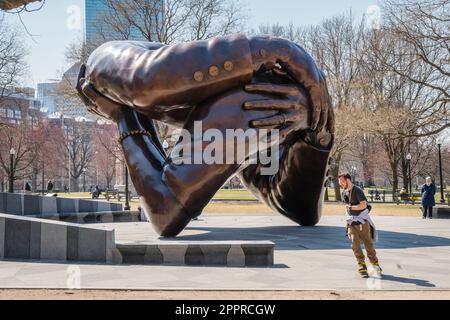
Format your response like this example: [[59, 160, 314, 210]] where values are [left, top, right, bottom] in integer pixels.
[[71, 177, 79, 192], [330, 152, 342, 201], [401, 158, 408, 190], [361, 157, 375, 186], [390, 161, 399, 200], [31, 170, 37, 191], [360, 135, 376, 186]]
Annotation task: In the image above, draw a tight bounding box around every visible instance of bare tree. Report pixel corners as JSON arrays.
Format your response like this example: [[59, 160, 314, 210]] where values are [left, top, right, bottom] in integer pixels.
[[93, 122, 120, 188], [0, 17, 28, 99], [62, 120, 94, 191], [97, 0, 246, 44], [254, 23, 305, 43], [0, 122, 38, 187], [378, 0, 449, 135]]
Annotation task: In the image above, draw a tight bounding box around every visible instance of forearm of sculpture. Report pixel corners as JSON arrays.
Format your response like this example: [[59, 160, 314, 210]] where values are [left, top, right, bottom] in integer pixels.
[[85, 34, 254, 110], [239, 133, 333, 226], [116, 107, 193, 236]]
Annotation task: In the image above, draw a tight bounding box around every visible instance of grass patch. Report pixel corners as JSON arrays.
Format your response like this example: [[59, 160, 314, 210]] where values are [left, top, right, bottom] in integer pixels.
[[49, 190, 436, 217]]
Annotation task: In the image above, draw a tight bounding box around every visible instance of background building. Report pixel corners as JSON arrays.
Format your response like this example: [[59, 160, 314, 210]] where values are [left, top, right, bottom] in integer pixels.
[[57, 62, 95, 120], [36, 82, 58, 113], [0, 87, 42, 127], [84, 0, 151, 44]]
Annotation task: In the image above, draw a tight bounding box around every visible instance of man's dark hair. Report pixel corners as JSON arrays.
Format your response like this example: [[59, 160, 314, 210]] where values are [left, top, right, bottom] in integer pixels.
[[338, 173, 352, 181]]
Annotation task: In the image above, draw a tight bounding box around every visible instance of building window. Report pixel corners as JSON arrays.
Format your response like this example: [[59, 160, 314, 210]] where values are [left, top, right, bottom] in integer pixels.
[[6, 108, 14, 118], [14, 109, 21, 119]]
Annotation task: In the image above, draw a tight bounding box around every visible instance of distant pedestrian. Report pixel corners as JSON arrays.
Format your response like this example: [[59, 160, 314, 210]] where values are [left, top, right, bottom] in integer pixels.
[[25, 182, 32, 193], [421, 177, 436, 219], [339, 173, 382, 278], [374, 189, 381, 201], [46, 180, 54, 192], [91, 185, 101, 199]]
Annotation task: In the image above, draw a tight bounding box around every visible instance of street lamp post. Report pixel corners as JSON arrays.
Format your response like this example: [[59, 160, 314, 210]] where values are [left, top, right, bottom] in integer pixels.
[[351, 166, 357, 183], [124, 164, 130, 210], [82, 168, 87, 192], [41, 160, 45, 195], [9, 148, 15, 193], [406, 153, 412, 195], [438, 143, 445, 204]]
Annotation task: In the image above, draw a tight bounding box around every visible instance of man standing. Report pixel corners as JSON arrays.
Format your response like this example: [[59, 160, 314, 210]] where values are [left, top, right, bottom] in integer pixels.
[[338, 173, 382, 277], [421, 176, 436, 219]]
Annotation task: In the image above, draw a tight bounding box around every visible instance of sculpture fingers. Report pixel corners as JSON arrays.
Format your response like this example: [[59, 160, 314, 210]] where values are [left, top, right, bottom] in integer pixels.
[[76, 64, 92, 107], [272, 67, 289, 77], [250, 114, 290, 128], [244, 83, 300, 96], [308, 82, 331, 132], [80, 78, 100, 105], [277, 114, 309, 142], [327, 104, 335, 134], [318, 98, 329, 134], [243, 99, 300, 111], [76, 78, 105, 118], [80, 79, 124, 121]]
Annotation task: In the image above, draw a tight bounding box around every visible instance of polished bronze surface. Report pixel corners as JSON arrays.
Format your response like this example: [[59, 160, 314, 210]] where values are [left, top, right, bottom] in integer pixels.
[[77, 34, 334, 237]]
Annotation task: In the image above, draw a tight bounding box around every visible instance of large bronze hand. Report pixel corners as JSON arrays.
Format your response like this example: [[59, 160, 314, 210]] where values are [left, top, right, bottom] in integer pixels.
[[249, 36, 334, 134], [243, 83, 309, 144], [76, 63, 122, 121]]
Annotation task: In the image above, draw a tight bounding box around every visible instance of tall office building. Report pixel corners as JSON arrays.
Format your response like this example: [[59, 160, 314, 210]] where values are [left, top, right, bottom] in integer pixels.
[[36, 82, 59, 113], [57, 62, 95, 121], [84, 0, 160, 45]]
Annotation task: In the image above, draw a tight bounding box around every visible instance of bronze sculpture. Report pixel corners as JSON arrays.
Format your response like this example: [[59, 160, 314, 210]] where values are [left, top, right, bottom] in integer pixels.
[[76, 34, 334, 237]]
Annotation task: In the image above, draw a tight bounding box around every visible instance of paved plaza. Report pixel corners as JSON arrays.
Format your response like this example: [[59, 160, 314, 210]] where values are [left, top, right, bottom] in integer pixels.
[[1, 215, 450, 291]]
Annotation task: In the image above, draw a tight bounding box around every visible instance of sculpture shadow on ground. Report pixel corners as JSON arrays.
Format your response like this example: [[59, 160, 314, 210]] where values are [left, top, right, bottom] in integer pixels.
[[173, 225, 450, 251]]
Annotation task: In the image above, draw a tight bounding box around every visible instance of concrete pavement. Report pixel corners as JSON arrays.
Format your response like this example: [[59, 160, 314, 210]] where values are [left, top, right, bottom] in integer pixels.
[[1, 215, 449, 291]]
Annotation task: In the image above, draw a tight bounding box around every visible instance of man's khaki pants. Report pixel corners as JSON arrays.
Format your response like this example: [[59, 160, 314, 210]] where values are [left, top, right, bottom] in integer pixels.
[[347, 222, 378, 264]]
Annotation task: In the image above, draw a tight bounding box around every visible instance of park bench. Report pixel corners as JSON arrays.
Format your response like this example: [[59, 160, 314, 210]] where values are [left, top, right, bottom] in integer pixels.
[[102, 189, 135, 202], [368, 189, 421, 204], [397, 193, 421, 205], [368, 190, 386, 202]]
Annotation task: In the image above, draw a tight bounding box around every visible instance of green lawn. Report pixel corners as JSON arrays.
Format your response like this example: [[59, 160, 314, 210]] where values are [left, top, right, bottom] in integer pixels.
[[49, 189, 258, 201], [213, 189, 257, 200], [50, 188, 444, 217], [47, 186, 450, 203]]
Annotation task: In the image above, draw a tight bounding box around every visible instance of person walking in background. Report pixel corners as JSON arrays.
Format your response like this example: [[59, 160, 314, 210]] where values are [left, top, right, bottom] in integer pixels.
[[24, 182, 31, 193], [46, 180, 54, 192], [421, 176, 436, 219], [338, 173, 382, 278]]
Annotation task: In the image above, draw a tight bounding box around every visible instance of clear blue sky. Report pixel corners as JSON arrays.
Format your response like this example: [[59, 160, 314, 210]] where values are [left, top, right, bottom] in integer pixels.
[[4, 0, 379, 88]]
